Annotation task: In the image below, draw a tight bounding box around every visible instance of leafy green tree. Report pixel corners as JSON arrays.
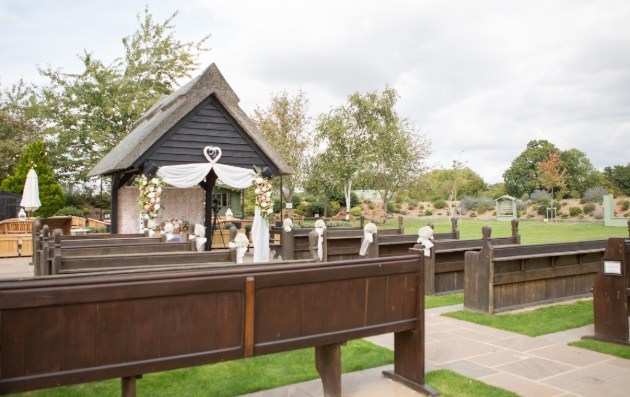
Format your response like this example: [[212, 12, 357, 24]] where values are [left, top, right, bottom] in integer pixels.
[[503, 140, 558, 198], [38, 7, 210, 183], [1, 141, 65, 217], [560, 149, 606, 195], [0, 79, 42, 183], [252, 89, 311, 202], [604, 164, 630, 196], [303, 154, 339, 217]]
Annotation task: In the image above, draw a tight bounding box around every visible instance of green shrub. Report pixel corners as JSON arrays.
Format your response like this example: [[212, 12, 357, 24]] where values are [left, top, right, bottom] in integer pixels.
[[530, 190, 552, 204], [539, 196, 551, 206], [65, 194, 81, 207], [561, 212, 569, 219], [424, 209, 433, 216], [476, 205, 488, 214], [54, 206, 84, 217], [394, 203, 402, 211], [583, 186, 608, 203], [580, 198, 587, 204], [537, 205, 548, 216], [418, 204, 425, 210], [493, 211, 498, 216], [593, 207, 604, 219], [408, 200, 417, 210], [387, 202, 395, 214], [516, 200, 528, 211], [527, 213, 535, 218], [552, 201, 562, 210], [460, 196, 477, 212], [578, 214, 585, 220], [223, 222, 234, 230], [561, 201, 567, 206], [91, 193, 111, 209], [329, 192, 359, 208], [470, 212, 477, 217], [291, 194, 302, 209], [400, 210, 409, 215], [350, 206, 362, 216], [293, 209, 304, 216], [306, 202, 325, 217], [367, 202, 375, 210], [87, 226, 108, 233], [432, 198, 446, 209], [329, 201, 341, 216], [582, 203, 595, 214], [569, 207, 582, 217], [327, 221, 349, 227], [569, 190, 580, 199], [521, 193, 529, 201], [621, 200, 630, 211], [297, 203, 309, 214], [363, 199, 372, 204]]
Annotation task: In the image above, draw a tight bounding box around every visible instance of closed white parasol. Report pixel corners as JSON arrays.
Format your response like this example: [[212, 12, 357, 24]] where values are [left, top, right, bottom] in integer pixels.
[[20, 168, 41, 215]]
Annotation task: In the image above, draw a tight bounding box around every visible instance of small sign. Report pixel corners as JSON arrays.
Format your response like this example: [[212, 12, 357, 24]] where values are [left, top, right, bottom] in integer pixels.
[[285, 203, 293, 209], [603, 260, 623, 275]]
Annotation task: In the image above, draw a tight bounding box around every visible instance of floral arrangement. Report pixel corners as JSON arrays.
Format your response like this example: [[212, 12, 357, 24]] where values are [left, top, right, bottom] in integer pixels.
[[418, 226, 433, 240], [364, 223, 378, 234], [194, 224, 205, 238], [253, 170, 274, 218], [234, 233, 249, 248], [164, 222, 174, 234], [147, 220, 157, 230], [283, 218, 293, 232], [314, 219, 326, 228], [138, 176, 164, 219], [166, 218, 189, 233]]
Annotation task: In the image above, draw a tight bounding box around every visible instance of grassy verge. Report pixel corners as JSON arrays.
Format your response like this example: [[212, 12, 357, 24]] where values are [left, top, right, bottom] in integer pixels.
[[11, 340, 393, 397], [569, 339, 630, 360], [426, 370, 520, 397], [426, 293, 464, 309], [443, 300, 593, 337], [382, 218, 628, 244]]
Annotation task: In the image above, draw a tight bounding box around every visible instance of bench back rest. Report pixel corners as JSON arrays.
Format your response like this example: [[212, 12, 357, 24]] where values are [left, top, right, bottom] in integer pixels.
[[51, 242, 194, 258], [0, 252, 425, 395], [592, 238, 630, 343]]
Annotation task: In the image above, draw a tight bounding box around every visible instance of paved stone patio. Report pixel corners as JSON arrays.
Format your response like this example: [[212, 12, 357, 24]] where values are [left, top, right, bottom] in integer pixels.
[[0, 256, 33, 278]]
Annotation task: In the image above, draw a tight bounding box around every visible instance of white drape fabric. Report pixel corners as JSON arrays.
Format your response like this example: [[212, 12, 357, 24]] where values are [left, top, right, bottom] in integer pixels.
[[21, 168, 41, 212], [315, 227, 325, 260], [252, 207, 269, 263], [195, 237, 207, 251], [157, 163, 256, 189], [156, 161, 267, 262], [359, 232, 374, 256], [236, 247, 247, 263], [417, 237, 434, 257]]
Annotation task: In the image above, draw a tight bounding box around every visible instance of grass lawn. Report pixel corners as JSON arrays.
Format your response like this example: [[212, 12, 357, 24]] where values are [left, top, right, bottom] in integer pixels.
[[426, 370, 520, 397], [569, 339, 630, 360], [383, 218, 628, 244], [443, 300, 594, 337], [426, 293, 464, 309], [10, 340, 393, 397]]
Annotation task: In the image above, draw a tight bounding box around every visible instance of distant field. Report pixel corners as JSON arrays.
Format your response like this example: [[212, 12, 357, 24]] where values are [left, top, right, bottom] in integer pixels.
[[382, 217, 628, 244]]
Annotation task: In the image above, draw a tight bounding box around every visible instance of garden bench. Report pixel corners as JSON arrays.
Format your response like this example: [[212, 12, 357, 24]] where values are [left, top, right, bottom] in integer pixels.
[[424, 219, 520, 295], [583, 237, 630, 346], [464, 226, 606, 314], [0, 250, 438, 397]]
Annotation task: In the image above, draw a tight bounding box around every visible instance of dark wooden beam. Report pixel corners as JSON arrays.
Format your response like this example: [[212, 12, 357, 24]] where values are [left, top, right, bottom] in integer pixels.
[[111, 174, 120, 234], [205, 170, 218, 250]]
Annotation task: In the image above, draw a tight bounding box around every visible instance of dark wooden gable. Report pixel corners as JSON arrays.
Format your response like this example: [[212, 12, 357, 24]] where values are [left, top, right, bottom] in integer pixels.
[[134, 95, 276, 172]]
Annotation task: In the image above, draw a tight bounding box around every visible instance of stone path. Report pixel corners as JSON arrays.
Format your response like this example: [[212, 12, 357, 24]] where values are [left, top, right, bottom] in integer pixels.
[[240, 304, 630, 397], [0, 256, 33, 278]]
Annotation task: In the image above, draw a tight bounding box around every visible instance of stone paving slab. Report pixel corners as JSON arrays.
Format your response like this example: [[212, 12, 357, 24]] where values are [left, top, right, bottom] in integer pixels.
[[0, 256, 33, 279]]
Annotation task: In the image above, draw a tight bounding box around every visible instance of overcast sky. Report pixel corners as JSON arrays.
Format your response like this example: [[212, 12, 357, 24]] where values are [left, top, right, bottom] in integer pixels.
[[1, 0, 629, 183]]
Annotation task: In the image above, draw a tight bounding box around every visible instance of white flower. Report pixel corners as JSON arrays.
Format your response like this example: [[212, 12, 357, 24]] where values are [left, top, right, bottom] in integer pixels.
[[255, 188, 261, 194], [194, 224, 205, 237], [164, 222, 174, 234], [148, 192, 156, 198], [150, 198, 155, 204], [157, 187, 162, 193], [144, 204, 150, 210], [156, 197, 160, 203], [315, 219, 326, 228], [364, 223, 378, 234], [154, 204, 161, 210], [151, 178, 159, 184], [149, 186, 155, 192], [148, 220, 157, 230], [261, 202, 268, 208], [418, 226, 433, 240], [256, 177, 263, 184], [283, 218, 293, 227], [266, 192, 271, 198], [234, 233, 249, 248], [142, 180, 147, 185], [267, 208, 273, 214]]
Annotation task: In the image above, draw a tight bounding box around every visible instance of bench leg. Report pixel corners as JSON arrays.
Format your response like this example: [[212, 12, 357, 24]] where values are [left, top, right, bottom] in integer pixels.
[[315, 343, 342, 397], [382, 330, 440, 396], [121, 376, 136, 397]]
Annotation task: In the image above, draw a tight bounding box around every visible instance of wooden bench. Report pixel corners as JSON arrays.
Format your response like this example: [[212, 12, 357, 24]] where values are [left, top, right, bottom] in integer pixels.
[[0, 251, 438, 397], [424, 219, 521, 295], [583, 236, 630, 346], [429, 218, 460, 240], [464, 226, 606, 314]]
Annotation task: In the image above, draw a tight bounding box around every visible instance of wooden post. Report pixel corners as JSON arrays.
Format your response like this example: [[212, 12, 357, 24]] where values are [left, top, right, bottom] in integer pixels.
[[244, 277, 255, 357], [204, 170, 218, 251], [315, 343, 342, 397], [39, 226, 50, 276], [366, 233, 379, 258], [627, 219, 630, 237], [423, 243, 436, 296], [398, 215, 404, 234], [52, 229, 62, 275], [309, 230, 320, 262], [121, 376, 136, 397], [360, 214, 365, 229], [511, 219, 521, 244], [281, 228, 294, 261], [31, 217, 41, 273], [383, 248, 440, 396], [111, 174, 120, 234], [464, 226, 493, 314], [451, 217, 459, 239]]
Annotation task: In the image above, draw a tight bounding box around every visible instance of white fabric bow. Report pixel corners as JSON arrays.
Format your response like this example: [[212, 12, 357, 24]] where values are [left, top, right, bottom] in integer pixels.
[[359, 232, 374, 256], [315, 227, 325, 260], [417, 237, 434, 257]]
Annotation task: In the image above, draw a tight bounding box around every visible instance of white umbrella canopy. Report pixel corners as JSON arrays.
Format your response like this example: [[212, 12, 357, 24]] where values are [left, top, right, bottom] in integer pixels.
[[20, 168, 41, 214]]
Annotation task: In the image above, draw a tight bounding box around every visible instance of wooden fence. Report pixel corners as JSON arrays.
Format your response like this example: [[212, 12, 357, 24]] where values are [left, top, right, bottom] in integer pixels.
[[584, 237, 630, 346], [424, 219, 521, 295], [0, 251, 438, 397], [464, 226, 606, 314]]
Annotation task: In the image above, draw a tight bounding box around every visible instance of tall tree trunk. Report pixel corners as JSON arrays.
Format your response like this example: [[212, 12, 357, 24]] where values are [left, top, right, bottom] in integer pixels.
[[343, 180, 353, 220]]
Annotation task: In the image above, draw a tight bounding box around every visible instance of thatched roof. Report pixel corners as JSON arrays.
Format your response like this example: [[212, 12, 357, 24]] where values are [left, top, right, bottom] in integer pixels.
[[88, 63, 293, 177]]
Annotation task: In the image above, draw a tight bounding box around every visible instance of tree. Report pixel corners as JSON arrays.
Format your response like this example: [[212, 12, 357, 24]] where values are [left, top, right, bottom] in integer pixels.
[[0, 79, 42, 183], [251, 89, 311, 202], [503, 140, 558, 198], [533, 150, 568, 203], [604, 164, 630, 196], [1, 141, 65, 217], [560, 149, 606, 196], [38, 7, 210, 183], [303, 154, 339, 217]]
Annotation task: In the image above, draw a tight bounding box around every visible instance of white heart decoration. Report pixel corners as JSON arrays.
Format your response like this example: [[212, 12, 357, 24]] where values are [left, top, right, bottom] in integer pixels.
[[203, 146, 222, 164]]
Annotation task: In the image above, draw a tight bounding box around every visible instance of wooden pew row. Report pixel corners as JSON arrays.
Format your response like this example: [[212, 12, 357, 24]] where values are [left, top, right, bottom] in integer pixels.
[[583, 237, 630, 346], [429, 218, 460, 240], [424, 219, 521, 295], [0, 251, 438, 397], [464, 226, 606, 314]]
